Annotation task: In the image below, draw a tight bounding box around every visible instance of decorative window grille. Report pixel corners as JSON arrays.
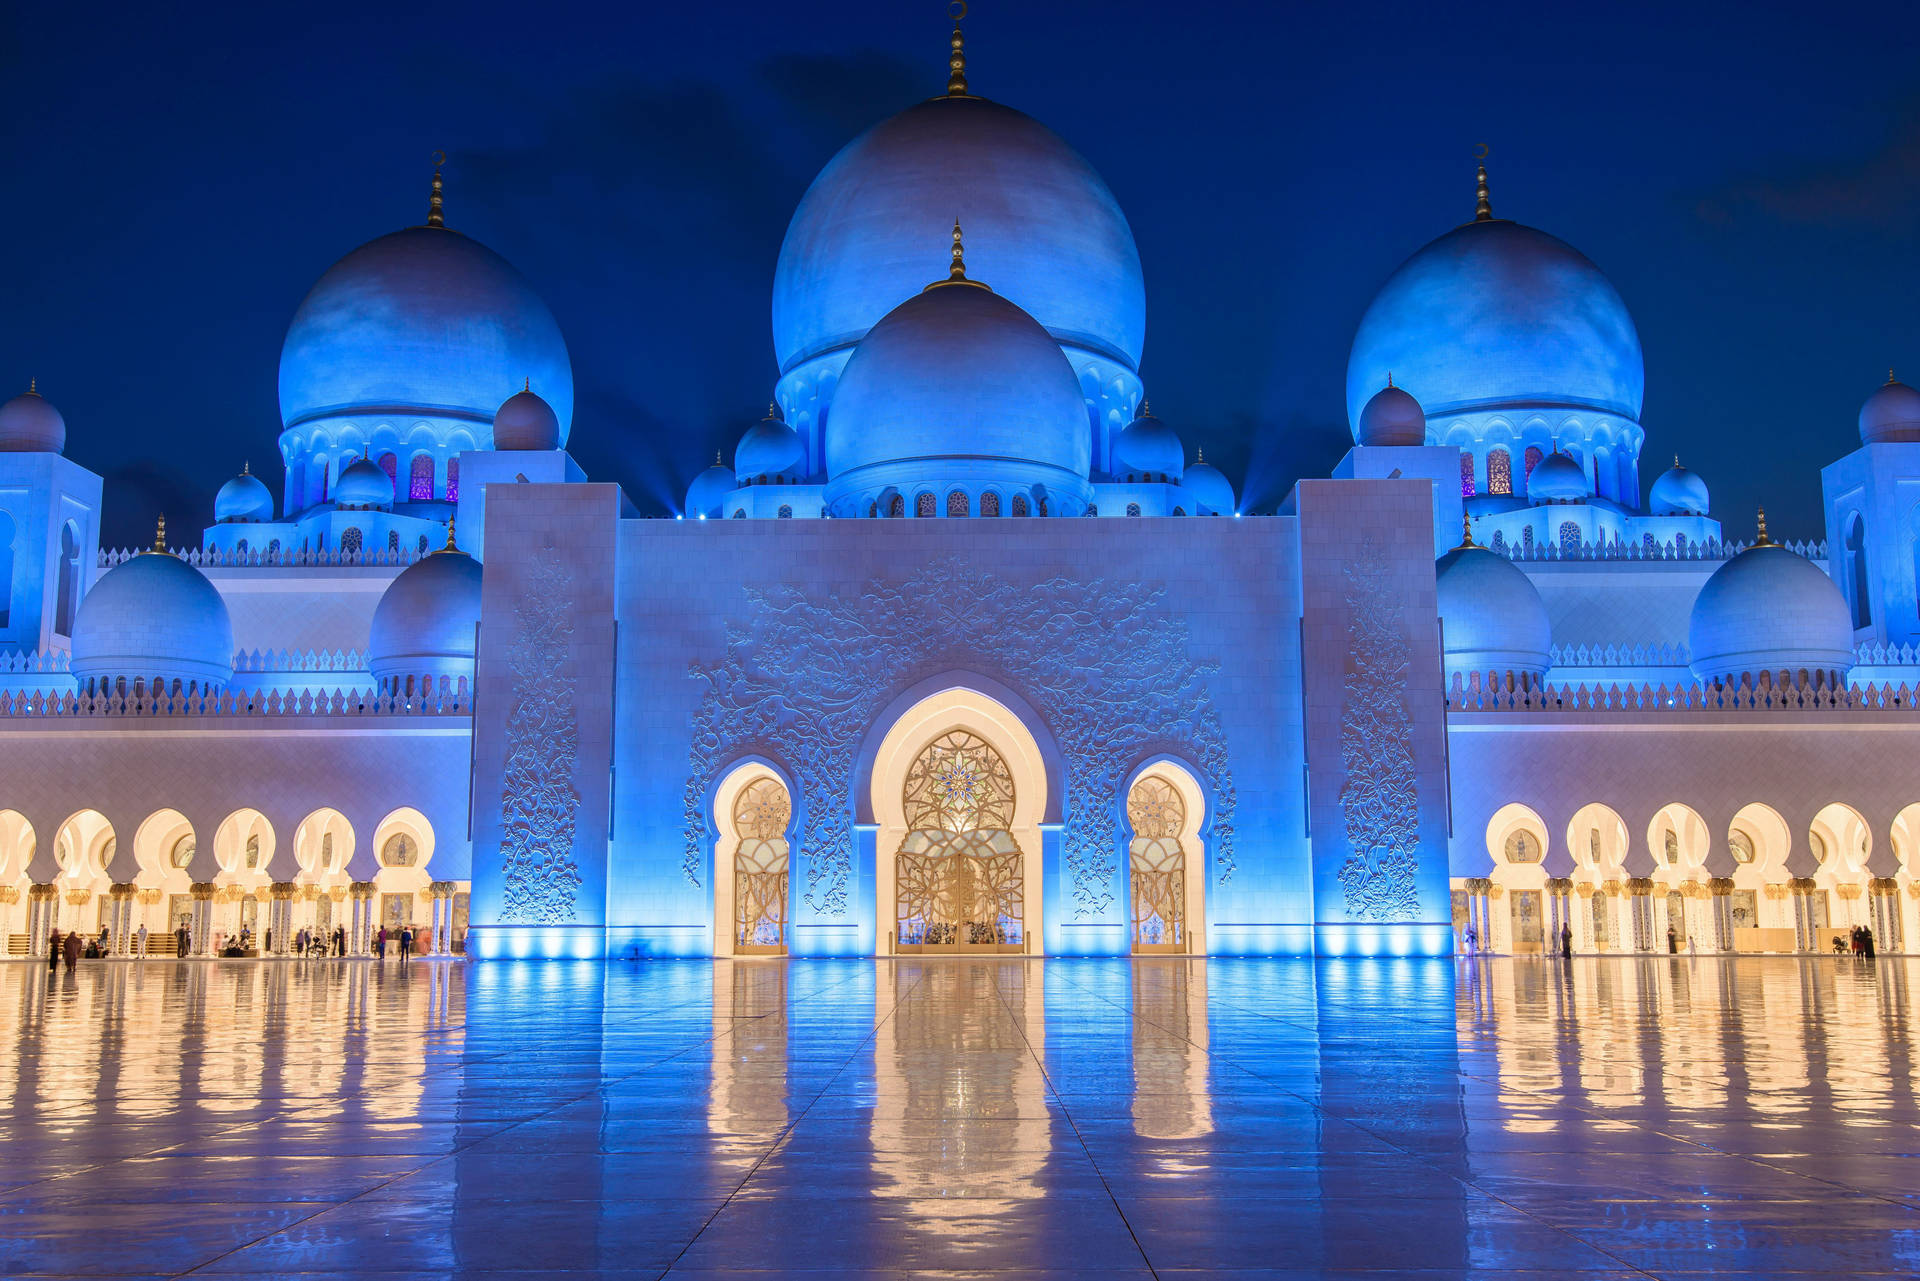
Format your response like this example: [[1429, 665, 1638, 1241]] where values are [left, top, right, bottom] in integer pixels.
[[1524, 446, 1543, 481], [1459, 452, 1476, 497], [1488, 449, 1513, 495], [408, 454, 434, 501], [980, 492, 1001, 517], [916, 492, 935, 518], [1558, 521, 1580, 551], [947, 491, 968, 517], [445, 456, 459, 501], [1126, 503, 1142, 517], [1012, 495, 1029, 517]]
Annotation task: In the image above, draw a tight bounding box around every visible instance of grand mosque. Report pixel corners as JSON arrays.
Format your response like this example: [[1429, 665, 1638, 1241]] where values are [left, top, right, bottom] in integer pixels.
[[2, 16, 1917, 963]]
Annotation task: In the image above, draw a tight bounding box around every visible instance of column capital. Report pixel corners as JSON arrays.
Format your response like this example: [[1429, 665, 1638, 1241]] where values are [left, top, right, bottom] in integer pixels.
[[1870, 877, 1900, 895], [1627, 877, 1655, 894], [1546, 877, 1574, 893], [428, 880, 458, 898], [349, 881, 376, 899], [1465, 877, 1493, 894], [1788, 876, 1818, 891], [270, 881, 298, 900], [190, 882, 217, 900], [1708, 877, 1735, 895]]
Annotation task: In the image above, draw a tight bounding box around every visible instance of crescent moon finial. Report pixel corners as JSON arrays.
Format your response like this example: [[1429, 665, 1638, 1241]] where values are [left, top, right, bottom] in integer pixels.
[[946, 1, 969, 95], [1474, 142, 1489, 160], [432, 149, 447, 168]]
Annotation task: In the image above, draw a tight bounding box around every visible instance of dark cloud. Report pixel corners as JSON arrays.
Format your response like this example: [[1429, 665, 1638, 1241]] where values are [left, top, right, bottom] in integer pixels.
[[1695, 98, 1920, 230]]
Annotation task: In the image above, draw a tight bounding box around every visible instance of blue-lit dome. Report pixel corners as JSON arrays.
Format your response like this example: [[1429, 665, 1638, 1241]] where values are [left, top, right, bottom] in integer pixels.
[[1435, 541, 1551, 679], [214, 464, 275, 523], [734, 406, 804, 480], [279, 226, 574, 442], [334, 456, 394, 510], [1527, 450, 1591, 504], [492, 385, 561, 451], [1689, 535, 1854, 684], [71, 545, 234, 692], [1113, 403, 1183, 479], [1346, 217, 1644, 431], [1860, 376, 1920, 445], [824, 266, 1092, 513], [774, 95, 1144, 377], [685, 456, 737, 519], [369, 542, 482, 692], [1648, 459, 1709, 516], [0, 382, 65, 453], [1355, 382, 1425, 447], [1182, 451, 1235, 515]]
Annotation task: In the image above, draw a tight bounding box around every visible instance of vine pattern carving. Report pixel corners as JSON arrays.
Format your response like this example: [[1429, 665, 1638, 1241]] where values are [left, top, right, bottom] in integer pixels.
[[499, 549, 584, 924], [1335, 549, 1421, 921], [684, 556, 1234, 919]]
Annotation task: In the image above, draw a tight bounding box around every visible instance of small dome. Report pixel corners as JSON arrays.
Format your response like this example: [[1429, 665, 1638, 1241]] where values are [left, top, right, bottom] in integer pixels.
[[369, 542, 483, 691], [1113, 403, 1183, 478], [685, 455, 737, 518], [0, 382, 66, 453], [1648, 459, 1709, 516], [71, 542, 234, 692], [1526, 450, 1591, 504], [334, 456, 394, 510], [734, 406, 805, 480], [1436, 539, 1552, 679], [1354, 381, 1426, 447], [1689, 529, 1854, 684], [1859, 376, 1920, 445], [214, 465, 275, 523], [1182, 451, 1235, 515], [493, 385, 561, 451]]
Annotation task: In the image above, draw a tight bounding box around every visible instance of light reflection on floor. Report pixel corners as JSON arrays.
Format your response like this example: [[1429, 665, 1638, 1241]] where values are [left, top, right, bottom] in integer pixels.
[[3, 956, 1920, 1277]]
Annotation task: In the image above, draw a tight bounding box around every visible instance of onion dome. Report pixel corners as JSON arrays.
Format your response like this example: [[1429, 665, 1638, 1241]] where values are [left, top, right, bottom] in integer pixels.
[[492, 382, 561, 451], [1526, 449, 1591, 504], [71, 518, 234, 692], [1689, 508, 1854, 684], [774, 92, 1143, 379], [1435, 519, 1551, 680], [734, 404, 805, 480], [1354, 377, 1425, 447], [824, 222, 1092, 513], [279, 185, 574, 441], [1648, 456, 1709, 516], [368, 524, 482, 692], [214, 462, 275, 523], [1346, 165, 1643, 429], [0, 379, 67, 453], [334, 454, 394, 510], [1113, 401, 1184, 479], [1859, 373, 1920, 445], [685, 452, 737, 518], [1182, 448, 1235, 515]]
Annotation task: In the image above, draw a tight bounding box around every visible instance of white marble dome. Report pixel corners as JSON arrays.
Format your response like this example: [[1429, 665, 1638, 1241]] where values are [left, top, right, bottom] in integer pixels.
[[1527, 451, 1592, 504], [334, 456, 394, 510], [734, 407, 805, 480], [1648, 459, 1709, 516], [0, 383, 66, 453], [1859, 376, 1920, 445], [685, 457, 737, 519], [1355, 382, 1425, 447], [71, 546, 234, 692], [1689, 536, 1855, 684], [1113, 404, 1183, 479], [1436, 540, 1552, 680], [492, 385, 562, 451], [214, 465, 275, 523], [369, 543, 483, 692], [1182, 452, 1235, 516]]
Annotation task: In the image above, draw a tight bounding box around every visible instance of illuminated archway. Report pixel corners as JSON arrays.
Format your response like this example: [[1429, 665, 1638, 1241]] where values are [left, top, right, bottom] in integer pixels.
[[712, 764, 793, 957], [1484, 803, 1548, 952], [1124, 762, 1207, 954]]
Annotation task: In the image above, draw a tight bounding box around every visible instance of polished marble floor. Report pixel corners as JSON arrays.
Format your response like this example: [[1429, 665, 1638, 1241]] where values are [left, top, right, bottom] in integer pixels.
[[3, 955, 1919, 1279]]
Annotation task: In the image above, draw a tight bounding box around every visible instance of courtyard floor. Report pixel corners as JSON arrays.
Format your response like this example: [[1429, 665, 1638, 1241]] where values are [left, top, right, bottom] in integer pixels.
[[2, 955, 1918, 1278]]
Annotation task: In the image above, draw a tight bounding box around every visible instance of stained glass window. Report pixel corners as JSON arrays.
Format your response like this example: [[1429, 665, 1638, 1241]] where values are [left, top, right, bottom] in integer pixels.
[[1558, 521, 1580, 552], [340, 527, 362, 555], [947, 491, 968, 517], [980, 492, 1000, 517], [1127, 776, 1185, 839], [777, 505, 792, 519], [1459, 452, 1476, 497], [1011, 494, 1029, 517], [1126, 503, 1141, 517], [445, 456, 459, 501], [888, 494, 905, 518], [1505, 831, 1540, 863], [1488, 449, 1513, 495], [382, 834, 417, 867], [378, 453, 397, 489], [1524, 446, 1543, 480], [1730, 831, 1755, 864], [915, 492, 935, 518], [408, 454, 433, 501]]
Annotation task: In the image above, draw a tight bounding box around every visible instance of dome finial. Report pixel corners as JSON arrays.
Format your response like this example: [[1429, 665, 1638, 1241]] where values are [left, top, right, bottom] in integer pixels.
[[242, 459, 251, 476], [950, 217, 967, 280], [715, 449, 723, 466], [946, 1, 969, 96], [26, 377, 38, 396], [766, 402, 780, 420], [1385, 370, 1394, 389], [1473, 144, 1493, 221], [1196, 446, 1204, 464], [524, 376, 531, 392], [1458, 511, 1476, 549], [1140, 397, 1152, 418], [1890, 368, 1899, 385], [443, 514, 459, 553], [427, 150, 447, 228], [1755, 504, 1774, 547], [151, 514, 167, 555]]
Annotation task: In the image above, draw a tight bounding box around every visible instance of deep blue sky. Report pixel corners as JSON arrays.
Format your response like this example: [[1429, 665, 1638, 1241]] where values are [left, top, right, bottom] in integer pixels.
[[3, 0, 1916, 547]]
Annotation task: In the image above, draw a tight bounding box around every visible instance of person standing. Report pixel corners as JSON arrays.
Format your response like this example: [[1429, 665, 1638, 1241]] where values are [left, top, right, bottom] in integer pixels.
[[136, 922, 149, 959], [47, 929, 60, 971], [1864, 925, 1877, 959], [1666, 924, 1678, 954], [61, 928, 81, 970], [1560, 921, 1572, 959], [375, 926, 387, 960], [400, 926, 413, 962], [175, 924, 188, 958]]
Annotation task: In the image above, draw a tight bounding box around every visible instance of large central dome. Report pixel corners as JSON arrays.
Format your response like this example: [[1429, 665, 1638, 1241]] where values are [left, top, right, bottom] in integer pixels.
[[279, 226, 574, 439], [773, 95, 1145, 375]]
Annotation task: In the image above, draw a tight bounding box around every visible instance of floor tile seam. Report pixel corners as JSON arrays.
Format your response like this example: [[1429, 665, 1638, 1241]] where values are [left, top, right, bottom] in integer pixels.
[[657, 970, 928, 1274], [988, 967, 1161, 1281]]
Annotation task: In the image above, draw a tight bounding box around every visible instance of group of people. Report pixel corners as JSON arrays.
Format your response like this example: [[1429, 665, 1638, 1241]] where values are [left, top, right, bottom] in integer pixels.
[[1834, 924, 1879, 957], [42, 920, 427, 965]]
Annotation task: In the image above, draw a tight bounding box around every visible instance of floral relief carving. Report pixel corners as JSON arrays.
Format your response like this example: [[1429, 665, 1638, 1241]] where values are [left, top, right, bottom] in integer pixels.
[[1335, 549, 1421, 921], [499, 549, 584, 924], [685, 556, 1235, 920]]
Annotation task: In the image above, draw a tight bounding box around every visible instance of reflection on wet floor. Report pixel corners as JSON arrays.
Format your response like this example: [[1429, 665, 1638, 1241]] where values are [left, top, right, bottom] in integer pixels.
[[3, 955, 1920, 1277]]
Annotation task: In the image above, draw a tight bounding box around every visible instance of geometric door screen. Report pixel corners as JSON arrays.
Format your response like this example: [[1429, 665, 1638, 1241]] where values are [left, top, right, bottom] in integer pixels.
[[732, 776, 790, 954], [1128, 774, 1187, 952], [896, 730, 1025, 952]]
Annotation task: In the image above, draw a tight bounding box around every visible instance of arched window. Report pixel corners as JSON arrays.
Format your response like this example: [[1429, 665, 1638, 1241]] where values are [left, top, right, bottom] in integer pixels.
[[888, 494, 905, 518], [377, 453, 397, 489], [1036, 495, 1049, 517], [1126, 503, 1142, 517], [777, 505, 793, 519], [1011, 494, 1029, 517], [1588, 828, 1602, 865], [1729, 831, 1755, 864], [896, 730, 1022, 950], [267, 539, 282, 558], [445, 456, 459, 501], [245, 834, 260, 869], [1488, 449, 1513, 495], [1086, 504, 1098, 516], [417, 535, 430, 554], [381, 833, 417, 867], [867, 502, 878, 518], [1459, 452, 1476, 497], [1504, 831, 1539, 863], [235, 539, 249, 557], [1128, 775, 1187, 950], [1521, 526, 1534, 554], [1489, 530, 1506, 554], [170, 835, 195, 869], [1558, 521, 1580, 552], [340, 527, 363, 555], [732, 777, 791, 952], [408, 454, 434, 501], [1523, 446, 1543, 481], [915, 492, 935, 518], [1172, 507, 1186, 517], [1846, 514, 1870, 628], [54, 520, 80, 636], [1663, 828, 1679, 864], [1642, 532, 1657, 554], [0, 509, 14, 628], [732, 509, 745, 519], [387, 530, 400, 553], [946, 491, 968, 517], [980, 492, 1001, 517]]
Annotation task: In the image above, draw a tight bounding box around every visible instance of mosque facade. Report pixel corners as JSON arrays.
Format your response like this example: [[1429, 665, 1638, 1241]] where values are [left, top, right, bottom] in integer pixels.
[[3, 22, 1919, 961]]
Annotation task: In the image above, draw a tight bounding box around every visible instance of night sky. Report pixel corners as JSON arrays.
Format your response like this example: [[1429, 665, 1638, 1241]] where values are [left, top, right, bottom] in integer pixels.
[[3, 0, 1916, 548]]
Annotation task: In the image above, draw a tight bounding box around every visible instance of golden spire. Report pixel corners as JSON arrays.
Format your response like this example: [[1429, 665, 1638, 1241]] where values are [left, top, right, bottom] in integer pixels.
[[1673, 455, 1680, 468], [926, 218, 986, 290], [151, 514, 167, 554], [427, 150, 447, 228], [1755, 504, 1774, 546], [442, 515, 459, 553], [715, 449, 723, 466], [525, 377, 531, 392], [946, 1, 969, 96], [1386, 371, 1394, 389], [1473, 144, 1493, 221], [1196, 446, 1205, 463], [1140, 398, 1152, 418], [26, 377, 38, 396], [1458, 512, 1476, 548], [1891, 368, 1899, 385], [242, 460, 251, 476]]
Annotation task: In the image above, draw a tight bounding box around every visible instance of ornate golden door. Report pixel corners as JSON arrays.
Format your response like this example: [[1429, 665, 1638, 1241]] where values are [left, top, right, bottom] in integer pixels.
[[1129, 775, 1187, 953], [732, 777, 790, 954], [894, 731, 1025, 953]]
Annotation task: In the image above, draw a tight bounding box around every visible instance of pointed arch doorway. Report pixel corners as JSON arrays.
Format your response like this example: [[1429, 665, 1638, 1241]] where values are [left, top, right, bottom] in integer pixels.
[[895, 731, 1025, 952]]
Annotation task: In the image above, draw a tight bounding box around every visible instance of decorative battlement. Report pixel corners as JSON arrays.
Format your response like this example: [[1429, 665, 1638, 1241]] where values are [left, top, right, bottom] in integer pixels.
[[232, 647, 368, 674], [1450, 670, 1916, 714], [1494, 537, 1827, 563], [1549, 641, 1691, 669], [0, 650, 70, 674], [98, 546, 425, 570], [0, 680, 470, 719]]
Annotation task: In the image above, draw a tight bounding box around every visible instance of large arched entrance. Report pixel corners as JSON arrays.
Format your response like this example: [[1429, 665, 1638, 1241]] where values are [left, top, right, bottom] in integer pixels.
[[894, 731, 1025, 953]]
